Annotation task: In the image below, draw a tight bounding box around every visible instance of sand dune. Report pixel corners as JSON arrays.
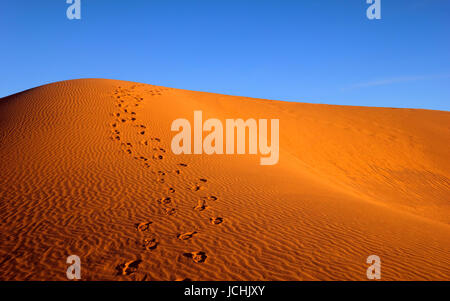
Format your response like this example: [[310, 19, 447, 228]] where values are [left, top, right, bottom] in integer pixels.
[[0, 79, 449, 280]]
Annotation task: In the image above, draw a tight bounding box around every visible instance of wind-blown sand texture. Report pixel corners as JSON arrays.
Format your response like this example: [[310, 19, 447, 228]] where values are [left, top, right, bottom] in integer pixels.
[[0, 79, 449, 280]]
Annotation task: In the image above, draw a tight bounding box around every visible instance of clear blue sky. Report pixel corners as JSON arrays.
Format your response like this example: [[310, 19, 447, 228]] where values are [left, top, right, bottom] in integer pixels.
[[1, 0, 449, 110]]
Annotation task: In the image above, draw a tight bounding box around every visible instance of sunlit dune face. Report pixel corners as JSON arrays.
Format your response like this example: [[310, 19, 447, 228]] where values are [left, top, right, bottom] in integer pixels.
[[0, 79, 449, 281]]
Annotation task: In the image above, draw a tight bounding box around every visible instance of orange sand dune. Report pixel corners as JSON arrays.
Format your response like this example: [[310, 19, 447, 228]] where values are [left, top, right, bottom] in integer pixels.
[[0, 79, 449, 280]]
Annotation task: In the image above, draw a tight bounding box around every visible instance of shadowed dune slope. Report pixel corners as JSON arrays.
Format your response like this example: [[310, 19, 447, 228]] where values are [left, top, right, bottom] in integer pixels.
[[0, 79, 449, 280]]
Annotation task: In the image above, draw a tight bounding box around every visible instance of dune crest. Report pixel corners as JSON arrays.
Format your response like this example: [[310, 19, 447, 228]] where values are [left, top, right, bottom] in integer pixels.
[[0, 79, 449, 280]]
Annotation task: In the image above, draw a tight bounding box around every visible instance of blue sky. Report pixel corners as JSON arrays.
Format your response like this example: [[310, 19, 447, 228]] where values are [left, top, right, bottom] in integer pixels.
[[1, 0, 449, 110]]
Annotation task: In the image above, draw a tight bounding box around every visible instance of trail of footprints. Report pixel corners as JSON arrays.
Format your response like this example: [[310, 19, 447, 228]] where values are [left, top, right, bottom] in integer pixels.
[[109, 85, 224, 279]]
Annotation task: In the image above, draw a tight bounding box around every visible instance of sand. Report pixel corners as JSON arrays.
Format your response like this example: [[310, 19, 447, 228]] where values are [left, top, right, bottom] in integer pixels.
[[0, 78, 448, 280]]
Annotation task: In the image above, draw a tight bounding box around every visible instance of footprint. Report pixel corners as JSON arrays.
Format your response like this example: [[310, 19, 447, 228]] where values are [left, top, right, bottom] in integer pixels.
[[136, 221, 152, 231], [157, 197, 171, 205], [168, 188, 175, 193], [140, 131, 145, 135], [178, 163, 187, 167], [183, 252, 207, 263], [165, 208, 177, 215], [191, 184, 204, 192], [177, 231, 198, 240], [153, 154, 163, 160], [204, 195, 217, 201], [199, 178, 207, 182], [143, 238, 158, 251], [116, 259, 142, 275], [210, 217, 223, 225], [194, 200, 207, 211]]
